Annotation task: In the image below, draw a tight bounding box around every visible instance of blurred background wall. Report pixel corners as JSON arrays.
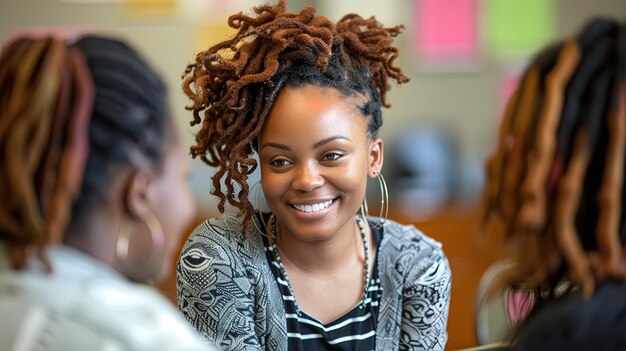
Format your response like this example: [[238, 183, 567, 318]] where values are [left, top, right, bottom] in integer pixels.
[[0, 0, 626, 218], [2, 0, 623, 219], [1, 0, 624, 349]]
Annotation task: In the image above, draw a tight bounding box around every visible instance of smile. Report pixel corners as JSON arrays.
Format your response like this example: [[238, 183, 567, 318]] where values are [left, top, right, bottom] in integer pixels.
[[291, 199, 334, 213]]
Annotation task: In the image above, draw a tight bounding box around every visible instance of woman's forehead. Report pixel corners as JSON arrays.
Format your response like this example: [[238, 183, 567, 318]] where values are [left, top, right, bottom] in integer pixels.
[[263, 86, 368, 133]]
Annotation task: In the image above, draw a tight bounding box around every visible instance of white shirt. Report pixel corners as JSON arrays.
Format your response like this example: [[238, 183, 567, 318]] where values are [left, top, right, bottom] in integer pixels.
[[0, 244, 214, 351]]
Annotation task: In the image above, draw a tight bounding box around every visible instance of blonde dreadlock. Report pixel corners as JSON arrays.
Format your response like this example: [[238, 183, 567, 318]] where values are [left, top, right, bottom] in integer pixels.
[[482, 18, 626, 306]]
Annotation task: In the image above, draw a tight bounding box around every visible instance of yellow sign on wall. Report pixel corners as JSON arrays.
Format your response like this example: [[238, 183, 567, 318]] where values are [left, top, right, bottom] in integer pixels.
[[193, 22, 236, 52], [122, 0, 178, 18]]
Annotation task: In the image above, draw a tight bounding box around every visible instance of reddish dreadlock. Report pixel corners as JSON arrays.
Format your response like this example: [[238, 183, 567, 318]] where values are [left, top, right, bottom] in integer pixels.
[[183, 0, 409, 232], [481, 18, 626, 307], [0, 37, 93, 271]]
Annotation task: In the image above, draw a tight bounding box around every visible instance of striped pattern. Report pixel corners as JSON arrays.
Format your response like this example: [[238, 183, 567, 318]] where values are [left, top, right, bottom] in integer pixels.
[[263, 229, 382, 351]]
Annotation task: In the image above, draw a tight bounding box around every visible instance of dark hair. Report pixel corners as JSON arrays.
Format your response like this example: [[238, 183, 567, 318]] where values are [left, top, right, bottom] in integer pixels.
[[72, 37, 170, 212], [482, 18, 626, 306], [183, 0, 409, 232], [0, 35, 171, 270]]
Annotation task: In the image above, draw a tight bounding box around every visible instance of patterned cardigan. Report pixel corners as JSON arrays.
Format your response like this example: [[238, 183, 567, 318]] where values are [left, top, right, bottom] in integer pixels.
[[177, 215, 451, 351]]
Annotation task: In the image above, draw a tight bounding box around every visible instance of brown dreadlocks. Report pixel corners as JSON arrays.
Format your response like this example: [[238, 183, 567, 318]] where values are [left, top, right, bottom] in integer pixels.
[[183, 0, 409, 232], [481, 18, 626, 306]]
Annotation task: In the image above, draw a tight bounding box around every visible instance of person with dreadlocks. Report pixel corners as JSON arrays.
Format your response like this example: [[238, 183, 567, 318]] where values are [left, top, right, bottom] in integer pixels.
[[480, 17, 626, 349], [0, 32, 214, 349], [176, 1, 451, 350]]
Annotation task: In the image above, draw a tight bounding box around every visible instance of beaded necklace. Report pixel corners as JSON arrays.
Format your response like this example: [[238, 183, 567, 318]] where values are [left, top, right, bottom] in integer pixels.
[[269, 215, 370, 316]]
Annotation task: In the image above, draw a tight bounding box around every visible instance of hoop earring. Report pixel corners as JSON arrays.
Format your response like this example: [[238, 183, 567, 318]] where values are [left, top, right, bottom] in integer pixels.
[[250, 180, 272, 237], [360, 199, 369, 220], [116, 209, 165, 261], [373, 172, 389, 229]]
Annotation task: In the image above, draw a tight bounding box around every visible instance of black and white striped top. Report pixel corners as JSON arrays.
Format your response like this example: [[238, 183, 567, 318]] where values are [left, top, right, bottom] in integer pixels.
[[262, 228, 383, 351]]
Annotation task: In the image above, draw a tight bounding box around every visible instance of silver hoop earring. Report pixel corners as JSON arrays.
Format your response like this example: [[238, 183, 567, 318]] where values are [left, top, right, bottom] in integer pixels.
[[250, 180, 263, 212], [374, 172, 389, 229], [250, 180, 272, 237], [360, 201, 369, 221]]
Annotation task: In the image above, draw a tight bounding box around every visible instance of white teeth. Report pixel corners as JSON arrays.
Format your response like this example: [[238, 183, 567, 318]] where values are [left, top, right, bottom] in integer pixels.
[[293, 200, 333, 213]]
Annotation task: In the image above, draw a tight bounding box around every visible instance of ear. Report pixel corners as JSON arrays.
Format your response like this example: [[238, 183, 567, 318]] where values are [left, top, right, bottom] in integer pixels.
[[367, 138, 384, 178], [122, 167, 154, 220]]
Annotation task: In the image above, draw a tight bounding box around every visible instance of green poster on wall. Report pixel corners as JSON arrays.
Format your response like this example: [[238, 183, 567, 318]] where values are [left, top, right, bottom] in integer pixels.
[[485, 0, 554, 60]]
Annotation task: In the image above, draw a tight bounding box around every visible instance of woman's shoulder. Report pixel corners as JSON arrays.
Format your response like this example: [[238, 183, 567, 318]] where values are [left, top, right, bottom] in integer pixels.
[[378, 217, 444, 255], [184, 214, 260, 251], [513, 280, 626, 350], [179, 214, 263, 272], [377, 218, 450, 283], [0, 246, 212, 350], [76, 282, 211, 349], [189, 213, 248, 241]]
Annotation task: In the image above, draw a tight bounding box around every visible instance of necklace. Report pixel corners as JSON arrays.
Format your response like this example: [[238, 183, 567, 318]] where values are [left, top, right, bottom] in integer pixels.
[[269, 214, 370, 316]]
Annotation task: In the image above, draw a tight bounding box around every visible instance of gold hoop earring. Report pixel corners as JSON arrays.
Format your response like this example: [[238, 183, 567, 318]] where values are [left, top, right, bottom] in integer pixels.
[[116, 217, 133, 261], [116, 209, 165, 262]]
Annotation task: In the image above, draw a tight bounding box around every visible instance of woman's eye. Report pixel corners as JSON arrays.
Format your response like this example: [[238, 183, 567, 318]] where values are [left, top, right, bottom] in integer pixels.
[[322, 153, 343, 161], [270, 159, 292, 167]]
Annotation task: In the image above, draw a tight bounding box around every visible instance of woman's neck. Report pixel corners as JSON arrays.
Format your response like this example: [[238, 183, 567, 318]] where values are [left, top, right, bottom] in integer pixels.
[[64, 208, 120, 268], [274, 217, 367, 278]]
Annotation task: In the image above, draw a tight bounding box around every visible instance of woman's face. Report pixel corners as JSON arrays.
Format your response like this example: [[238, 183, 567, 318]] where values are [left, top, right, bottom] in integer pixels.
[[148, 138, 196, 282], [259, 84, 383, 242]]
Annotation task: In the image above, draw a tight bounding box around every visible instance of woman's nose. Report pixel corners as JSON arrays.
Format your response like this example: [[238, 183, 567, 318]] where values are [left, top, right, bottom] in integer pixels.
[[292, 161, 324, 192]]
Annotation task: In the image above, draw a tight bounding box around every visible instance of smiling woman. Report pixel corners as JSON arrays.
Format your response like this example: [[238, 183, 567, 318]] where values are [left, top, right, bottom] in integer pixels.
[[260, 86, 376, 245], [176, 1, 452, 350]]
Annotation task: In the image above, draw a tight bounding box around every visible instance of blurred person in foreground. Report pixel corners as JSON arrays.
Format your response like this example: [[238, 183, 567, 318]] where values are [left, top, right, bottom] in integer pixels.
[[481, 17, 626, 350], [0, 32, 214, 350]]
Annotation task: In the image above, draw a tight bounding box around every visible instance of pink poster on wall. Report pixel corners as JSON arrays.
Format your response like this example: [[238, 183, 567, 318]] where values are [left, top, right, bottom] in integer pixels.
[[413, 0, 479, 61]]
